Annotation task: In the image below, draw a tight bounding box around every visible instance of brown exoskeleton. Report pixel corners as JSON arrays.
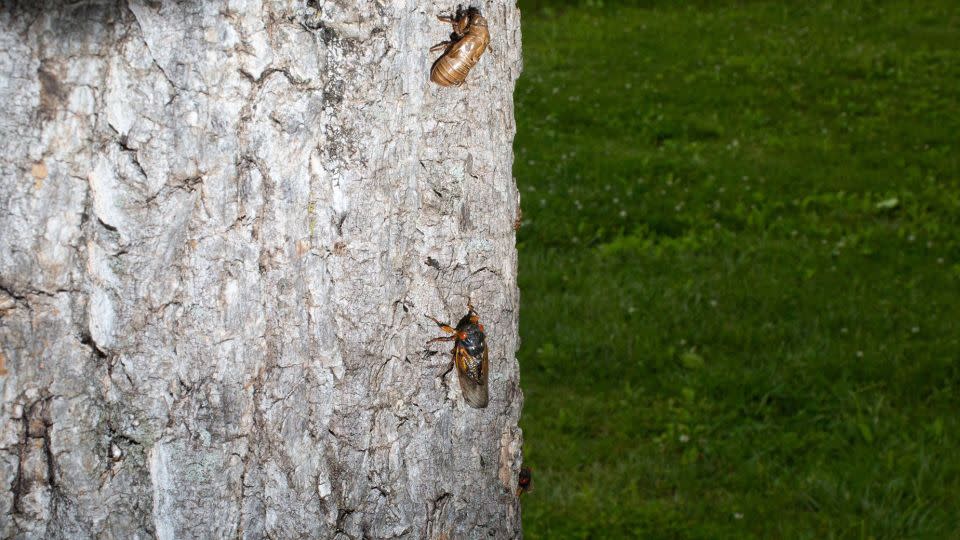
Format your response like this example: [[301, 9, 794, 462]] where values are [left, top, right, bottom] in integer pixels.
[[429, 6, 490, 87]]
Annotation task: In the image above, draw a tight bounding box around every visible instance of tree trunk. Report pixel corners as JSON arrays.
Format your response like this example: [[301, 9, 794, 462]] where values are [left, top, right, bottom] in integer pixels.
[[0, 1, 523, 538]]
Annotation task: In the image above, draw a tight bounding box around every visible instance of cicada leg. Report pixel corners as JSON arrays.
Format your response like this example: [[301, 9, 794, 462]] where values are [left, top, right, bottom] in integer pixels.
[[430, 41, 452, 53], [426, 315, 467, 345], [437, 12, 469, 36], [426, 315, 455, 334]]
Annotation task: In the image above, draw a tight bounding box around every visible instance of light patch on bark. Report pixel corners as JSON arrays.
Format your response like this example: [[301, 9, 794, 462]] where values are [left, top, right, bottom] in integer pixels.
[[148, 441, 173, 540]]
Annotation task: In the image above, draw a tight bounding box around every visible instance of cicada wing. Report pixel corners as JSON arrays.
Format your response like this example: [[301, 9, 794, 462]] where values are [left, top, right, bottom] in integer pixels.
[[480, 344, 489, 385], [454, 344, 489, 409]]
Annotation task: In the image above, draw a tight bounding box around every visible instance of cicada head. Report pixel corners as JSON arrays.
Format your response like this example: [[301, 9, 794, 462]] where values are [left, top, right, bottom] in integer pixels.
[[466, 9, 486, 29], [452, 6, 483, 33]]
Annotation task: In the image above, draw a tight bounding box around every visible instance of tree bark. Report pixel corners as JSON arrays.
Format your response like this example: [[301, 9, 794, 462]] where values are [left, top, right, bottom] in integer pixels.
[[0, 1, 523, 538]]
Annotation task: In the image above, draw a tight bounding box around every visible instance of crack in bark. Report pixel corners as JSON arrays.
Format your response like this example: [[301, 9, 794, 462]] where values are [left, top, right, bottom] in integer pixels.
[[115, 137, 148, 181], [12, 396, 56, 521], [238, 65, 315, 89], [425, 492, 453, 539], [0, 284, 78, 301]]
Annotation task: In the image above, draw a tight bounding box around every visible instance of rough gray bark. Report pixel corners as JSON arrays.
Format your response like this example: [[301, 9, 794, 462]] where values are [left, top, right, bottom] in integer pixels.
[[0, 1, 523, 538]]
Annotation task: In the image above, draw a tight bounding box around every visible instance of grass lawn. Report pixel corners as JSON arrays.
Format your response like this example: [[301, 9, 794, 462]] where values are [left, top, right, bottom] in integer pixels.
[[513, 1, 960, 537]]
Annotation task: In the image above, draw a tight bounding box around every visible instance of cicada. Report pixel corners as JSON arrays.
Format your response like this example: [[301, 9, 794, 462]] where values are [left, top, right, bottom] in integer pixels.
[[426, 301, 489, 408], [429, 6, 490, 87], [517, 466, 533, 496]]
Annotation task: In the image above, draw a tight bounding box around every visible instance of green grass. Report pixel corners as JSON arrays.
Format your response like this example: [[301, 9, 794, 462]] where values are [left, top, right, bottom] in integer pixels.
[[513, 1, 960, 538]]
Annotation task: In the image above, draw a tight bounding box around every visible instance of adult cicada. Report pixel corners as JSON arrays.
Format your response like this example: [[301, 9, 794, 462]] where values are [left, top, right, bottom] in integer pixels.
[[426, 301, 489, 408], [429, 6, 490, 87]]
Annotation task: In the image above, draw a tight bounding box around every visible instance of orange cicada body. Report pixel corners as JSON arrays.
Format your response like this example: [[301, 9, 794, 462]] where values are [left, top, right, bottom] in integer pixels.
[[429, 6, 490, 87], [426, 301, 489, 408]]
